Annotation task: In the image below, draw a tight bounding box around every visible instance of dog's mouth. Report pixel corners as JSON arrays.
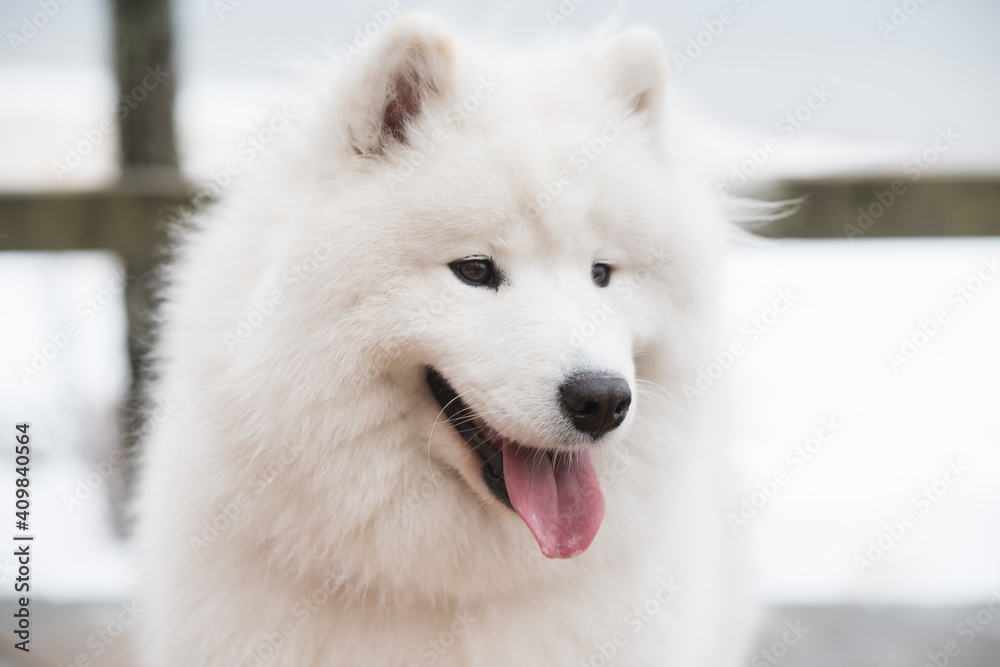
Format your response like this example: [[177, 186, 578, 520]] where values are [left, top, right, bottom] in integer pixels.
[[425, 366, 605, 559]]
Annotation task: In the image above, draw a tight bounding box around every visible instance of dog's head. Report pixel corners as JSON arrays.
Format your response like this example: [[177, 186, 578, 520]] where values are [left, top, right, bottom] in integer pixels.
[[278, 14, 722, 565]]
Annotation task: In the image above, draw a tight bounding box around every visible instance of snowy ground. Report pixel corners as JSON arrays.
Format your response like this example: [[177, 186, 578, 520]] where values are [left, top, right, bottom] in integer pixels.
[[1, 239, 999, 606], [0, 253, 133, 602], [718, 238, 1000, 605]]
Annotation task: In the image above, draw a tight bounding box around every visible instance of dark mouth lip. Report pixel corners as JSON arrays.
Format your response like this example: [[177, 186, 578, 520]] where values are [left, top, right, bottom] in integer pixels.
[[425, 366, 512, 509]]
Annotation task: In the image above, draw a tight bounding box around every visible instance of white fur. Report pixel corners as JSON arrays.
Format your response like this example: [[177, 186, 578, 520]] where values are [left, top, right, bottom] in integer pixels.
[[136, 14, 751, 666]]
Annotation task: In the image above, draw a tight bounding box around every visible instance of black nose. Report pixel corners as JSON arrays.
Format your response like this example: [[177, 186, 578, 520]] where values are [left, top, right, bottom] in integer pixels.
[[560, 373, 632, 438]]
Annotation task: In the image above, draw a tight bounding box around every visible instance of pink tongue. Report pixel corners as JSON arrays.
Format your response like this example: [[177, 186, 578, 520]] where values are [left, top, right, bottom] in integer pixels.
[[501, 443, 605, 559]]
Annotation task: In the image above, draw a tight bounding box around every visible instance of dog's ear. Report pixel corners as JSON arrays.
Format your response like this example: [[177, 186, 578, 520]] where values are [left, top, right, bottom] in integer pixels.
[[598, 27, 667, 128], [345, 13, 455, 156]]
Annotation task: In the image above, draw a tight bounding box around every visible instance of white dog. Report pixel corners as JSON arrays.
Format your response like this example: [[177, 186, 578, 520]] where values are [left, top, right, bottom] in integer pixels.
[[136, 13, 750, 666]]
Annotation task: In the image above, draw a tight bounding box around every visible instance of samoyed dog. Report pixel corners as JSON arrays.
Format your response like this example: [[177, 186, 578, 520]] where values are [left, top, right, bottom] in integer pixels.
[[136, 13, 749, 667]]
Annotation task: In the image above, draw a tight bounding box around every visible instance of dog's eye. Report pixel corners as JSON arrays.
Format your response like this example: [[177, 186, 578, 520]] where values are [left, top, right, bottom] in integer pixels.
[[451, 259, 497, 287], [592, 263, 611, 287]]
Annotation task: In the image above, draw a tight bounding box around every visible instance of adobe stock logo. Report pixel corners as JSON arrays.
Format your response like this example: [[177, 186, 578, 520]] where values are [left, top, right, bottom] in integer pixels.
[[726, 418, 843, 534], [18, 271, 130, 386], [526, 116, 628, 219], [51, 65, 170, 181], [545, 0, 589, 30], [845, 126, 959, 240], [670, 0, 754, 73], [7, 0, 72, 54], [852, 459, 971, 575], [920, 590, 1000, 667], [406, 610, 477, 667], [576, 577, 682, 667], [720, 85, 833, 197], [683, 289, 799, 404], [877, 0, 933, 39], [338, 0, 406, 62], [886, 255, 999, 371], [749, 620, 810, 667]]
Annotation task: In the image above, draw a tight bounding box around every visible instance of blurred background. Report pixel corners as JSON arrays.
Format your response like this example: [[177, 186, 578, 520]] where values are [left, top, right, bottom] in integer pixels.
[[1, 0, 998, 665]]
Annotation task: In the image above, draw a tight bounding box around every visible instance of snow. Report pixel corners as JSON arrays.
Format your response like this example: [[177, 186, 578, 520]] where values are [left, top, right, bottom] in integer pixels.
[[0, 252, 133, 602], [719, 238, 1000, 605], [2, 240, 999, 605]]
